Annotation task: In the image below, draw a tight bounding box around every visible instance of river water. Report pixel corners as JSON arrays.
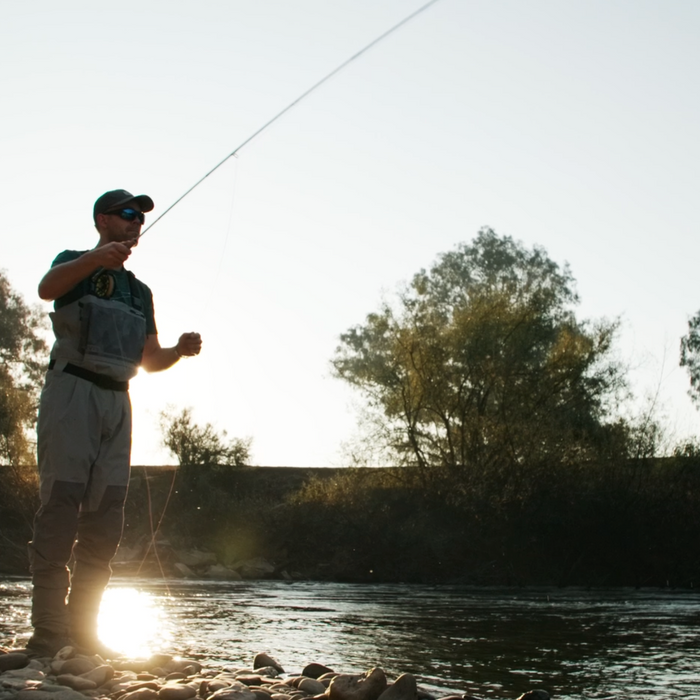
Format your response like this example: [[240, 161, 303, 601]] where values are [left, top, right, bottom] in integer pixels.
[[2, 578, 700, 699]]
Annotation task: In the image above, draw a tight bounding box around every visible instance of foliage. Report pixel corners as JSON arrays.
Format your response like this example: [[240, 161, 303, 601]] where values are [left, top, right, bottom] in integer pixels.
[[680, 311, 700, 406], [0, 270, 49, 466], [0, 270, 47, 569], [160, 406, 252, 468], [332, 228, 626, 478]]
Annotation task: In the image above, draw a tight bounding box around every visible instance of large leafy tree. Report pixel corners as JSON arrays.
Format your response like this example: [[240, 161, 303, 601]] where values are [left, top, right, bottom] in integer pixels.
[[0, 270, 49, 548], [332, 229, 625, 476], [0, 270, 48, 466]]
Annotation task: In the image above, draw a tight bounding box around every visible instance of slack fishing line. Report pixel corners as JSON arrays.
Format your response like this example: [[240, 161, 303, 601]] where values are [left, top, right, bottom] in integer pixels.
[[139, 0, 442, 238]]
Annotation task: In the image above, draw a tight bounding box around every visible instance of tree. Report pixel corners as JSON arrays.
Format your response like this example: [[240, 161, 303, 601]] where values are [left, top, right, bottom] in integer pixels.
[[158, 407, 253, 538], [0, 270, 49, 553], [0, 269, 49, 466], [680, 312, 700, 407], [160, 406, 251, 468], [332, 228, 625, 481]]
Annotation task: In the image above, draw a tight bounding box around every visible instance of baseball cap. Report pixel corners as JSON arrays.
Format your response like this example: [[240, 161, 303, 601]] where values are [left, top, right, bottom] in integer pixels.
[[93, 189, 155, 222]]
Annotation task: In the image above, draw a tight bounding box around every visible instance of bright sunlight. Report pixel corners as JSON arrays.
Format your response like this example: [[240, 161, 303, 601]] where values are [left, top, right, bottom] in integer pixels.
[[98, 587, 169, 658]]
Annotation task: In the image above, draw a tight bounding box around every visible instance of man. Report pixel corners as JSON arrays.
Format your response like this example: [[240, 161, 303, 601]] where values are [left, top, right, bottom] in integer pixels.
[[26, 189, 202, 658]]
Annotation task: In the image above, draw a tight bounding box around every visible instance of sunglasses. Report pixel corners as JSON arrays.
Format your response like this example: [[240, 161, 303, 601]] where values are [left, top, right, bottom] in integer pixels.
[[106, 208, 145, 224]]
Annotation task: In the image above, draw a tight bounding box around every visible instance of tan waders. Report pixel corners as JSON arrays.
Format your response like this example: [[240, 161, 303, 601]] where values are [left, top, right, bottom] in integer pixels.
[[28, 366, 131, 654]]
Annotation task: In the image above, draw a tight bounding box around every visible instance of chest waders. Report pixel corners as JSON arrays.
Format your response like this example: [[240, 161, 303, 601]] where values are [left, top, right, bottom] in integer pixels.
[[28, 275, 147, 655]]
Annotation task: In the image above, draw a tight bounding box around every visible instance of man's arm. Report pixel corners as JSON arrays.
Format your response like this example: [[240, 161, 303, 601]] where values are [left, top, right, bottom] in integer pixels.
[[141, 332, 202, 373], [38, 242, 135, 301]]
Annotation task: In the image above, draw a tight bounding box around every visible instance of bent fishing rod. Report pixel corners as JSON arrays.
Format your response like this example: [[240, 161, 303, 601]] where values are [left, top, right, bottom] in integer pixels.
[[138, 0, 442, 238]]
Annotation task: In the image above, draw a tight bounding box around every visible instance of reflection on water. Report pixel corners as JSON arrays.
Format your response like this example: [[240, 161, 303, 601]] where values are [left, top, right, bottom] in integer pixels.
[[2, 579, 700, 699], [99, 588, 167, 658]]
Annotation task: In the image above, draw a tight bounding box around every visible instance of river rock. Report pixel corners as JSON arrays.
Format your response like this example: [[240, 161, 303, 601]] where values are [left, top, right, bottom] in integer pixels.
[[0, 653, 29, 672], [206, 565, 242, 580], [208, 687, 259, 700], [15, 692, 60, 700], [59, 657, 96, 676], [252, 690, 273, 700], [252, 667, 280, 679], [516, 692, 550, 700], [164, 659, 202, 675], [158, 683, 197, 700], [173, 564, 196, 578], [254, 654, 285, 674], [235, 675, 265, 686], [80, 664, 115, 686], [121, 688, 161, 700], [175, 549, 218, 567], [302, 664, 334, 680], [148, 655, 175, 671], [54, 647, 77, 662], [298, 679, 326, 695], [235, 558, 275, 579], [2, 668, 46, 681], [329, 669, 387, 700], [377, 674, 416, 700], [56, 673, 98, 691]]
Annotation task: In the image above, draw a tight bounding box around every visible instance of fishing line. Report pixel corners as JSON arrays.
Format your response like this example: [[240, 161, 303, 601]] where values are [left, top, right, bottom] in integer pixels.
[[139, 0, 443, 237], [135, 0, 442, 578]]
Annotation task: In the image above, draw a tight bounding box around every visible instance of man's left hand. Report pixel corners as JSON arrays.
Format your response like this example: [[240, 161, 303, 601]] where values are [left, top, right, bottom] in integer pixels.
[[176, 332, 202, 358]]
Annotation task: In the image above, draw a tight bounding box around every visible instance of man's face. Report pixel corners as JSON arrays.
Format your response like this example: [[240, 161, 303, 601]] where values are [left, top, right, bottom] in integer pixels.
[[98, 202, 144, 245]]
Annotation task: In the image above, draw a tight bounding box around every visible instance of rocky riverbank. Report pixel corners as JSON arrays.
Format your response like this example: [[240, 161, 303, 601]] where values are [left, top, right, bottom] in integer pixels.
[[0, 646, 549, 700]]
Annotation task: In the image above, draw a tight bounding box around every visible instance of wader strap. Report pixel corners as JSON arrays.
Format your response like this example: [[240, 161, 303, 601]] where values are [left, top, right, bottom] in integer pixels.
[[48, 359, 129, 392]]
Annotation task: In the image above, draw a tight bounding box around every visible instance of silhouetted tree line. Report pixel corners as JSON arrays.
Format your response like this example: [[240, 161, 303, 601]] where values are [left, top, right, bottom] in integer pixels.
[[4, 229, 700, 586]]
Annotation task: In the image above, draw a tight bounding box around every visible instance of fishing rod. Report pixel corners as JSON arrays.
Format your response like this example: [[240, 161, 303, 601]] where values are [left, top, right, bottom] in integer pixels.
[[139, 0, 443, 237]]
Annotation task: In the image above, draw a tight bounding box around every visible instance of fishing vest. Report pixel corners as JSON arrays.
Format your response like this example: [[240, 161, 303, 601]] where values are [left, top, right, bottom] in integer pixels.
[[49, 270, 147, 382]]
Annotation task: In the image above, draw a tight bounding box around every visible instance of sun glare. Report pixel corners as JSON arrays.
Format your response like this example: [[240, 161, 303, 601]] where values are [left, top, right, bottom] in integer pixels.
[[98, 587, 169, 658]]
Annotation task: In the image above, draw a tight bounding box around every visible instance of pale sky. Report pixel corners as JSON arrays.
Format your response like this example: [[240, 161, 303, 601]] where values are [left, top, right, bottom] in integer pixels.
[[2, 0, 699, 466]]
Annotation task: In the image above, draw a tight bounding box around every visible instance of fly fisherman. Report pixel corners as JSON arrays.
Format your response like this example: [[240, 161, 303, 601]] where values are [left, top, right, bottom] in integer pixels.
[[26, 189, 202, 658]]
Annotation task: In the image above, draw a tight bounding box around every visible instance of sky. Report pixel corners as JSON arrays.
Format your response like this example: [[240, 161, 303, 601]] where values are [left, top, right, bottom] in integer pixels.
[[2, 0, 700, 466]]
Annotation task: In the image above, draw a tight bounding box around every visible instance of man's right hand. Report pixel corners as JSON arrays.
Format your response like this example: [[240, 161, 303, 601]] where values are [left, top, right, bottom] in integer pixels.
[[93, 241, 135, 270], [38, 241, 137, 302]]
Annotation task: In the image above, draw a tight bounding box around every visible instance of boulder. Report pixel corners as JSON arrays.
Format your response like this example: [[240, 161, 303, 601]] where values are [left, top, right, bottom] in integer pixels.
[[208, 688, 259, 700], [252, 666, 280, 679], [0, 653, 29, 672], [175, 549, 218, 567], [59, 657, 96, 676], [328, 669, 387, 700], [298, 679, 326, 696], [121, 689, 161, 700], [206, 565, 243, 580], [1, 668, 46, 681], [80, 664, 115, 686], [173, 564, 196, 578], [377, 675, 416, 700], [234, 558, 276, 579], [56, 674, 98, 691], [302, 664, 334, 680], [148, 654, 175, 671], [158, 684, 198, 700], [254, 654, 285, 674], [253, 691, 274, 700], [235, 676, 264, 686], [516, 692, 550, 700]]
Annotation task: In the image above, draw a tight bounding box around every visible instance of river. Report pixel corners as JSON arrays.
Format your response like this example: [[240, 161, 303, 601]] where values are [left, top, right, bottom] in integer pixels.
[[2, 579, 700, 699]]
